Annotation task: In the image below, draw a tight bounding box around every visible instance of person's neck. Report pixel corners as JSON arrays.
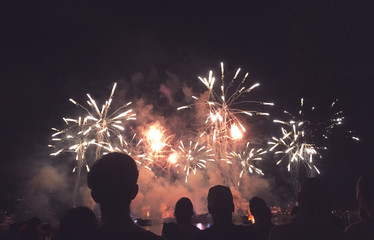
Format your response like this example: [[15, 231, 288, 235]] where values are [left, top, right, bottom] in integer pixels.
[[100, 204, 136, 232], [253, 217, 270, 225], [212, 217, 233, 226]]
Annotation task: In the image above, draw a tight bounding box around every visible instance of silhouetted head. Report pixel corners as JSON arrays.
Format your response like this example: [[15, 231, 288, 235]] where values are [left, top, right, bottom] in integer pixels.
[[207, 185, 234, 223], [249, 197, 266, 217], [356, 173, 374, 217], [249, 196, 271, 222], [174, 197, 194, 224], [87, 153, 139, 207], [298, 178, 328, 216], [58, 207, 98, 240]]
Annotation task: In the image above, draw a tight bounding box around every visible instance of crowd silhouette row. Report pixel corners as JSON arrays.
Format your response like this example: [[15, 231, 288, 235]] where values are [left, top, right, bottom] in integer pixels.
[[3, 152, 374, 240]]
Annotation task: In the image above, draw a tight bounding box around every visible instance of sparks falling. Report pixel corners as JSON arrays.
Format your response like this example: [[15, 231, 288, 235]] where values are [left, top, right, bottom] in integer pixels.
[[169, 140, 215, 183], [268, 98, 328, 176], [178, 63, 273, 159], [227, 142, 267, 186], [49, 83, 136, 203]]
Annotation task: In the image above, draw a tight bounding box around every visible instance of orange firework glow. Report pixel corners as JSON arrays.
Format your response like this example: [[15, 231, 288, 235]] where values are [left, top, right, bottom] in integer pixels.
[[231, 123, 244, 140], [248, 209, 255, 223], [168, 153, 178, 164], [146, 124, 165, 152]]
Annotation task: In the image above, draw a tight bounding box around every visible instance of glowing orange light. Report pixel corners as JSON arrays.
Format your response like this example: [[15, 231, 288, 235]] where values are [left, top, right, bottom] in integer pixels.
[[146, 125, 165, 152], [231, 123, 243, 140], [248, 209, 255, 223], [168, 153, 178, 164]]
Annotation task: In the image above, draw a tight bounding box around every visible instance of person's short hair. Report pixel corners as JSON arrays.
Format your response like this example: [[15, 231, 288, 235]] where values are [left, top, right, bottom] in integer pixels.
[[174, 197, 194, 224], [357, 173, 374, 202], [59, 207, 97, 240], [87, 152, 139, 203], [249, 196, 268, 218], [208, 185, 234, 214]]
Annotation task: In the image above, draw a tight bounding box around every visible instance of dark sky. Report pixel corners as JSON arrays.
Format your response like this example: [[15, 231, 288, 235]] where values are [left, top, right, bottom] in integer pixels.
[[2, 1, 374, 208]]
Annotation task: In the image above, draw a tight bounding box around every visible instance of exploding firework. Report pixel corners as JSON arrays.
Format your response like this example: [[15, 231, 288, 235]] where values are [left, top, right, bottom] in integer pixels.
[[117, 133, 153, 171], [268, 119, 321, 174], [267, 98, 356, 197], [49, 118, 92, 172], [178, 63, 273, 159], [227, 142, 267, 186], [169, 140, 215, 183], [142, 122, 173, 170], [65, 83, 136, 160], [49, 83, 135, 204]]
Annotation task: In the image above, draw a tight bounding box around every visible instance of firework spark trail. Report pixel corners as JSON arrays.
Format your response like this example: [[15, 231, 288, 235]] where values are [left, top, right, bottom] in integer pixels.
[[116, 133, 153, 171], [268, 98, 328, 175], [268, 120, 321, 174], [227, 142, 267, 186], [178, 63, 273, 160], [67, 83, 136, 160], [142, 123, 174, 171], [267, 98, 355, 197], [49, 83, 136, 204], [49, 117, 92, 172], [168, 140, 215, 183]]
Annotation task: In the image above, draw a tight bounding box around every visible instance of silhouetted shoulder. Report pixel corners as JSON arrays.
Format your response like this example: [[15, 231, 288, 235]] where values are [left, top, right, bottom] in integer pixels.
[[270, 216, 347, 240], [269, 223, 300, 240], [197, 224, 248, 240], [80, 228, 164, 240], [345, 218, 374, 240]]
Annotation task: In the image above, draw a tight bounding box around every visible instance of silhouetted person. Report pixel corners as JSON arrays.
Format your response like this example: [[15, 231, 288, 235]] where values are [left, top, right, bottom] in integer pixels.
[[345, 173, 374, 240], [197, 185, 248, 240], [58, 207, 98, 240], [80, 152, 163, 240], [247, 196, 274, 240], [269, 177, 346, 240], [162, 197, 200, 240]]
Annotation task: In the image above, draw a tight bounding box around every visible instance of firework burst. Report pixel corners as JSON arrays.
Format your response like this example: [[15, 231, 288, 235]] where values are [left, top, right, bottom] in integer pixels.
[[142, 122, 173, 171], [178, 63, 273, 159], [267, 98, 354, 197], [169, 140, 215, 183], [268, 119, 321, 175], [268, 98, 328, 175], [49, 83, 135, 204], [66, 83, 136, 160], [227, 142, 267, 186], [116, 133, 154, 171]]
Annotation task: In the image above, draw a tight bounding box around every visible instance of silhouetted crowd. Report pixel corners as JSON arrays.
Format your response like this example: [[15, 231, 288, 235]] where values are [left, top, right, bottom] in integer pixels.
[[1, 152, 373, 240]]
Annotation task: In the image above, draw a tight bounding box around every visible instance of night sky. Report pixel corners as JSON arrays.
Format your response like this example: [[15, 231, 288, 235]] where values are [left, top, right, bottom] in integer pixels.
[[2, 1, 374, 210]]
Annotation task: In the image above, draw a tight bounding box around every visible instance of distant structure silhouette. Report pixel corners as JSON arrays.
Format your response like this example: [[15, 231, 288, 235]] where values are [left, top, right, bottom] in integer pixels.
[[345, 173, 374, 240], [197, 185, 248, 240], [58, 206, 97, 240], [269, 177, 346, 240], [247, 196, 274, 240], [80, 152, 163, 240], [162, 197, 200, 240]]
